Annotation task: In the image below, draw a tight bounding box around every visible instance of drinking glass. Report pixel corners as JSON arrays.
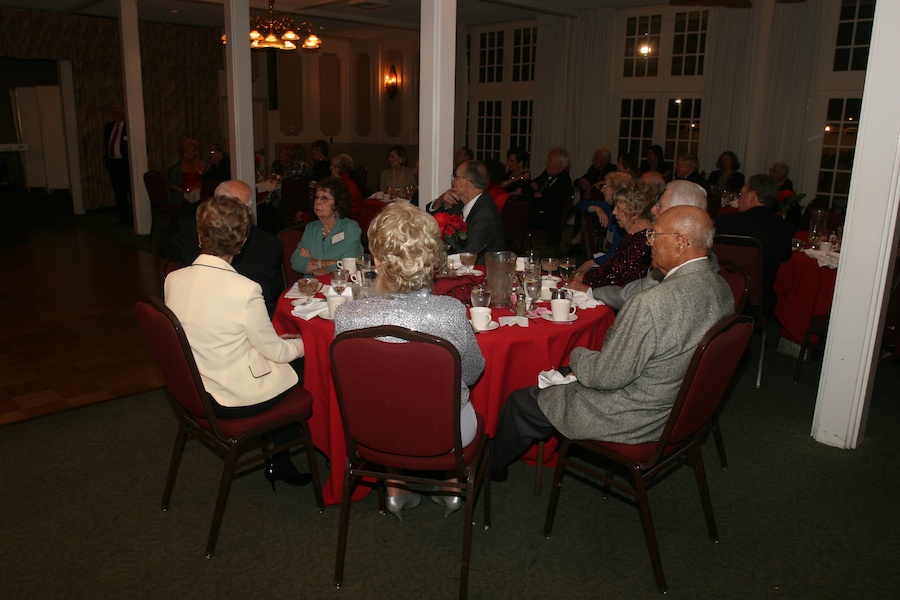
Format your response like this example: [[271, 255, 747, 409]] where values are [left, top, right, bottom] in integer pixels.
[[541, 257, 559, 280], [298, 276, 320, 306], [470, 283, 492, 308], [459, 252, 476, 274], [331, 269, 349, 295], [559, 257, 576, 286], [525, 280, 541, 310], [524, 249, 540, 272]]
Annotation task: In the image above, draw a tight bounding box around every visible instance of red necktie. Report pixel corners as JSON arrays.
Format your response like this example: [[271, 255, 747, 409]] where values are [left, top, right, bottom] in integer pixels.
[[108, 122, 120, 159]]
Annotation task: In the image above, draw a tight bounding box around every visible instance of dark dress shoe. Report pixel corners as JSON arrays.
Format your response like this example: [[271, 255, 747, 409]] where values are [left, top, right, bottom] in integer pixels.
[[264, 462, 312, 490], [490, 466, 508, 483]]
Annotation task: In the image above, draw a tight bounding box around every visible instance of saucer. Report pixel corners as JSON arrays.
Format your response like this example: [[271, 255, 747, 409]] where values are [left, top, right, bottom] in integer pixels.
[[470, 320, 499, 332], [459, 269, 484, 277], [541, 312, 578, 324]]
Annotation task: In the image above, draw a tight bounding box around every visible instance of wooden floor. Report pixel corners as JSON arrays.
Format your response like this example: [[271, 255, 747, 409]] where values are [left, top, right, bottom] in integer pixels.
[[0, 201, 164, 425]]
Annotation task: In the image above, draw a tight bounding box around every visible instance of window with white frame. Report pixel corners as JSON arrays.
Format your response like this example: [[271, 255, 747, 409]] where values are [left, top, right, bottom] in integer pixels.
[[466, 22, 536, 163], [664, 98, 701, 159], [817, 97, 860, 211], [671, 11, 707, 77], [512, 27, 537, 82], [833, 0, 875, 72], [617, 98, 656, 159], [479, 31, 504, 83], [623, 15, 661, 78]]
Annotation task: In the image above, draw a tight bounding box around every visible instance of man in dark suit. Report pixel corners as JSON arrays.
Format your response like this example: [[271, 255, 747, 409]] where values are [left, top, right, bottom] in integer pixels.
[[103, 105, 132, 225], [159, 179, 284, 316], [715, 173, 793, 314], [528, 147, 574, 245], [427, 160, 505, 264], [674, 153, 712, 195]]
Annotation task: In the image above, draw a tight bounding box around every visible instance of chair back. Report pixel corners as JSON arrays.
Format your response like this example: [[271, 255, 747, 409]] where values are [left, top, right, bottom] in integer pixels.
[[712, 235, 764, 312], [718, 260, 750, 314], [580, 210, 602, 257], [330, 325, 465, 472], [277, 224, 306, 289], [653, 315, 753, 461], [502, 198, 531, 252], [135, 296, 222, 437], [143, 171, 170, 208], [280, 176, 312, 220]]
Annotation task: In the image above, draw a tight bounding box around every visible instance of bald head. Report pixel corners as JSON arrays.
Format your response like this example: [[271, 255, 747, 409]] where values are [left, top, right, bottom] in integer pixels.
[[639, 171, 666, 198], [214, 180, 253, 208], [659, 205, 714, 253]]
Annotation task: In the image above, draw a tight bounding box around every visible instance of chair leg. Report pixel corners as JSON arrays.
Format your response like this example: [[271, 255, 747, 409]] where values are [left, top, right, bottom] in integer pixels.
[[690, 445, 719, 543], [459, 476, 477, 600], [793, 330, 814, 384], [543, 439, 571, 537], [633, 472, 666, 593], [161, 420, 190, 510], [534, 439, 544, 496], [205, 444, 238, 558], [712, 415, 728, 469], [755, 326, 766, 388], [482, 440, 491, 531], [334, 465, 356, 589], [299, 419, 325, 511]]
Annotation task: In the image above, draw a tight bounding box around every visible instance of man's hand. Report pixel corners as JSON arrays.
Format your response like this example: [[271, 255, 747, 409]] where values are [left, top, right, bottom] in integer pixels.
[[432, 189, 461, 210]]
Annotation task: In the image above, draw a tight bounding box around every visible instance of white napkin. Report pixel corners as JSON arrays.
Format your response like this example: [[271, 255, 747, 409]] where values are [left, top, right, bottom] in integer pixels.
[[563, 287, 603, 309], [256, 180, 277, 194], [290, 299, 327, 320], [498, 316, 529, 327], [323, 284, 353, 298], [446, 253, 463, 270], [284, 281, 303, 299], [803, 249, 840, 269], [537, 369, 578, 389]]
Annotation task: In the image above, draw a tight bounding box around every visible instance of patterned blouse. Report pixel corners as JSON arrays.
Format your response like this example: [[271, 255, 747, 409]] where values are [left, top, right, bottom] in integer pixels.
[[582, 229, 652, 289]]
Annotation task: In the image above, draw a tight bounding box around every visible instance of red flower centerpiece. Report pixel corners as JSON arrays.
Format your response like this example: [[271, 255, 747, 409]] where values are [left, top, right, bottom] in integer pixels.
[[433, 212, 468, 248], [776, 190, 806, 215]]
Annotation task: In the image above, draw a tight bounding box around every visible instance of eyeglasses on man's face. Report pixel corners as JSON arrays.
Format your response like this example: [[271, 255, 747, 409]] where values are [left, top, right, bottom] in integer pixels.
[[645, 230, 682, 245], [450, 174, 470, 184]]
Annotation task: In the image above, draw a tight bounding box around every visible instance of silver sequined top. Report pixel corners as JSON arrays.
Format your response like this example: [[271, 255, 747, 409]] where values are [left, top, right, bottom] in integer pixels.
[[333, 289, 485, 409]]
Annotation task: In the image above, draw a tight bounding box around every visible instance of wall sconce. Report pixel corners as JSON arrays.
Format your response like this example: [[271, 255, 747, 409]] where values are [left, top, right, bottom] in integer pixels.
[[384, 64, 399, 99]]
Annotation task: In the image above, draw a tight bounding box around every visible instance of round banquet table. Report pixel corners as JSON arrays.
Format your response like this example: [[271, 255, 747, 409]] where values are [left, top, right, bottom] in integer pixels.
[[271, 281, 615, 505], [773, 247, 838, 344]]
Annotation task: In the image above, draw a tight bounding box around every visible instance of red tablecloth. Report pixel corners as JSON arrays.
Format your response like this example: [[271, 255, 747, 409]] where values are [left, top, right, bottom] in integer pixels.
[[272, 288, 615, 504], [774, 250, 837, 344]]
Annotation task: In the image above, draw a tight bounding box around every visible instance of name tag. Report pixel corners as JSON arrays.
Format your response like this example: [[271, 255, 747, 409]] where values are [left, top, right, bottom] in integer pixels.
[[332, 231, 345, 244]]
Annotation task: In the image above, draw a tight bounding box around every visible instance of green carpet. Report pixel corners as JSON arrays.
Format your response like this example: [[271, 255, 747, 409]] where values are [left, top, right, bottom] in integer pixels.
[[2, 344, 899, 599]]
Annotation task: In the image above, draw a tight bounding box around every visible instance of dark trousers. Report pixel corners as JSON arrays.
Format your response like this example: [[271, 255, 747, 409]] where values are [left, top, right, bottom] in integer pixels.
[[490, 385, 555, 470], [105, 157, 132, 224]]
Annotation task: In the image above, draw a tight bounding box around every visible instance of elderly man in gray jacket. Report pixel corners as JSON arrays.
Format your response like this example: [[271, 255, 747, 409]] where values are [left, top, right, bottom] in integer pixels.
[[491, 205, 733, 480]]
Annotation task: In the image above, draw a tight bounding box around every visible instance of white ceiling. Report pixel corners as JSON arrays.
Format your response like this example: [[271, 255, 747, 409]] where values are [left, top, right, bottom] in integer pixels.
[[0, 1, 665, 39]]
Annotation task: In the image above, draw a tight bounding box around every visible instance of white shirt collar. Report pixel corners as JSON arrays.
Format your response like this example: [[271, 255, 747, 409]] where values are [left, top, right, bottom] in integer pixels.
[[663, 256, 708, 280]]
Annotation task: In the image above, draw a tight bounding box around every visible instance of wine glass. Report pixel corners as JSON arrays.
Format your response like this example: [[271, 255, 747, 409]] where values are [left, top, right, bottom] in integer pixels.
[[525, 279, 541, 310], [331, 269, 349, 295], [559, 257, 576, 286], [298, 276, 320, 306], [459, 252, 476, 274], [524, 249, 540, 272], [541, 256, 559, 280], [470, 283, 492, 307], [808, 225, 822, 249]]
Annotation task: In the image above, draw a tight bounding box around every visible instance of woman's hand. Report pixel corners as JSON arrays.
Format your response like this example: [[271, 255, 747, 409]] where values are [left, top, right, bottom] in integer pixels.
[[298, 247, 311, 258], [566, 280, 590, 292]]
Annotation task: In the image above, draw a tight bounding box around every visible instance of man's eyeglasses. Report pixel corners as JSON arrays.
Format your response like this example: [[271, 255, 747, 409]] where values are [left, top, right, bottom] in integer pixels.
[[645, 230, 682, 245], [450, 174, 470, 184]]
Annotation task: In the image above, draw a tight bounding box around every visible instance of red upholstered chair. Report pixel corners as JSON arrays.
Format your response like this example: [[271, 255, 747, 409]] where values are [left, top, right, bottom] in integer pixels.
[[143, 170, 190, 240], [330, 325, 491, 600], [279, 176, 312, 226], [712, 234, 767, 387], [543, 315, 753, 593], [277, 224, 306, 290], [501, 197, 531, 253], [135, 296, 323, 557]]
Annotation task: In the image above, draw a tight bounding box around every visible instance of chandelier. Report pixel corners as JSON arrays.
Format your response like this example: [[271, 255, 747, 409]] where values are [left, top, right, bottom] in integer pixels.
[[222, 2, 323, 51]]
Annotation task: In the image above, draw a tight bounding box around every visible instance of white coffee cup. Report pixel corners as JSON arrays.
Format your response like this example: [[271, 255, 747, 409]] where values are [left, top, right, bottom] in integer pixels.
[[349, 273, 361, 284], [819, 241, 834, 252], [326, 295, 348, 318], [337, 258, 357, 275], [550, 298, 577, 322], [470, 307, 492, 331]]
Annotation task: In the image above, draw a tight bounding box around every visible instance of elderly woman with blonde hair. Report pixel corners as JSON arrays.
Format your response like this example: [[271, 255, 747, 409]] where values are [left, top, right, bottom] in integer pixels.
[[334, 202, 485, 521]]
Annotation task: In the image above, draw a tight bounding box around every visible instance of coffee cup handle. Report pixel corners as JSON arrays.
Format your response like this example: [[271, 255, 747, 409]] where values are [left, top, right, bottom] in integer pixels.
[[336, 260, 344, 269], [570, 305, 578, 315], [349, 273, 360, 283]]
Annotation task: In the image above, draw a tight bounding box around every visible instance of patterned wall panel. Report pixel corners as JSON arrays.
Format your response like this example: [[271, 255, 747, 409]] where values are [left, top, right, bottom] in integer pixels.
[[319, 53, 342, 137], [355, 53, 372, 137], [0, 8, 223, 210], [383, 50, 403, 138], [277, 51, 303, 136]]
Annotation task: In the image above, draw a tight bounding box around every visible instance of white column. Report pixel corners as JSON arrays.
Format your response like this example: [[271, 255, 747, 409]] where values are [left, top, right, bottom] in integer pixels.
[[223, 0, 255, 212], [812, 0, 900, 448], [419, 0, 457, 207], [118, 0, 149, 234]]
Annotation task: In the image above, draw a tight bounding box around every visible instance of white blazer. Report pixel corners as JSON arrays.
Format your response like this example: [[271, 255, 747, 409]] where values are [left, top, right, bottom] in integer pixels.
[[164, 254, 304, 407]]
